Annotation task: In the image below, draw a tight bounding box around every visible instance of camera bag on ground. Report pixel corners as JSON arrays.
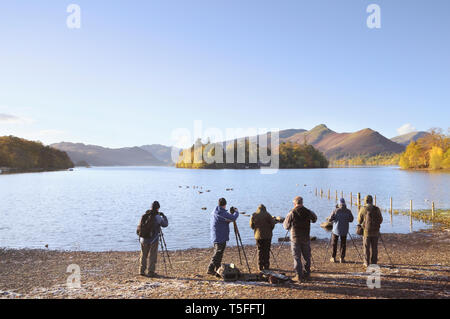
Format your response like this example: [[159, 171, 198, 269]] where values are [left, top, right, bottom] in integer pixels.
[[217, 263, 241, 281]]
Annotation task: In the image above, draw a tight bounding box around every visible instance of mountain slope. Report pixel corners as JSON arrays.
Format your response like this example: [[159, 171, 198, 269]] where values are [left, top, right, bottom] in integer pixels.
[[285, 125, 405, 159], [391, 131, 429, 146], [51, 142, 164, 166], [140, 144, 180, 165]]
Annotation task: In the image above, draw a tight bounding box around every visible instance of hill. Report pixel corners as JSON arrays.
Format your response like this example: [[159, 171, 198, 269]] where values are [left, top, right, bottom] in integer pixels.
[[139, 144, 180, 165], [391, 131, 429, 146], [0, 136, 73, 171], [285, 125, 405, 160], [51, 142, 164, 167]]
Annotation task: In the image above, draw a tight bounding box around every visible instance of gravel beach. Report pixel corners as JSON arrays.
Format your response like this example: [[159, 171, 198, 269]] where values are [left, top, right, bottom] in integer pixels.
[[1, 228, 449, 299]]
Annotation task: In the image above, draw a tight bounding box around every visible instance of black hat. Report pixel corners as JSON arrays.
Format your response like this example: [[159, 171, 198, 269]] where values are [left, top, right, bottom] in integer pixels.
[[218, 198, 227, 207]]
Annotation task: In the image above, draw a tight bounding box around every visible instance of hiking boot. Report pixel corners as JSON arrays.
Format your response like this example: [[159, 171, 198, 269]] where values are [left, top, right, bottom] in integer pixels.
[[330, 257, 337, 263], [291, 275, 302, 283], [147, 271, 158, 278], [339, 258, 346, 263], [207, 269, 217, 276], [302, 272, 311, 281], [139, 272, 146, 277]]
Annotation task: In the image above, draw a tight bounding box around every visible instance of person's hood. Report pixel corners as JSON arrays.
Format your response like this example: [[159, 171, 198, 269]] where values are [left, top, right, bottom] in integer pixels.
[[255, 204, 268, 214], [364, 195, 374, 205]]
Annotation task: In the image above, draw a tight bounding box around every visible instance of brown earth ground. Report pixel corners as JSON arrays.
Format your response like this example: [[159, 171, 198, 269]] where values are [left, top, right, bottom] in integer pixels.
[[1, 227, 449, 299]]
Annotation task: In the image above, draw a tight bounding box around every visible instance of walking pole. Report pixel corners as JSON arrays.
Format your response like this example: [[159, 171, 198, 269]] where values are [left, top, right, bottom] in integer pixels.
[[276, 230, 289, 259], [347, 232, 364, 263], [233, 221, 252, 273], [159, 234, 168, 276], [160, 230, 173, 269], [379, 233, 395, 268]]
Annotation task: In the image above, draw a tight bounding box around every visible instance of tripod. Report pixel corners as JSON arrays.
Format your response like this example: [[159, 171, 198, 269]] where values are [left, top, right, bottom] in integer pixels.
[[347, 232, 364, 263], [233, 221, 252, 273], [379, 233, 395, 268], [159, 230, 173, 275]]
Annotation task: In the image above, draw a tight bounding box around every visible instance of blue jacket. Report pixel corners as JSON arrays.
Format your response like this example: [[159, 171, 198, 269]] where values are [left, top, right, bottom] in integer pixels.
[[329, 205, 354, 237], [210, 206, 239, 244]]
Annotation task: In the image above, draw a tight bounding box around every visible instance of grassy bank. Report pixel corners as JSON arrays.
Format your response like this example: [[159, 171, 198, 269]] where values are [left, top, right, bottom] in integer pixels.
[[393, 209, 450, 226]]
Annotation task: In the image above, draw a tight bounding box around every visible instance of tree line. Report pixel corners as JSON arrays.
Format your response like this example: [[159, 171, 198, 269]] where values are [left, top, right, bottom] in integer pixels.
[[399, 128, 450, 170], [0, 136, 74, 171], [176, 139, 328, 169]]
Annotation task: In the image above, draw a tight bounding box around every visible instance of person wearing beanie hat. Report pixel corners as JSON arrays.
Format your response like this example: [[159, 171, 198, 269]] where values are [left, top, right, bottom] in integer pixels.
[[328, 198, 354, 263]]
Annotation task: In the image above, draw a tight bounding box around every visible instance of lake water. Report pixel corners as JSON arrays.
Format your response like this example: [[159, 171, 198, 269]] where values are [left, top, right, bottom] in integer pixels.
[[0, 167, 448, 251]]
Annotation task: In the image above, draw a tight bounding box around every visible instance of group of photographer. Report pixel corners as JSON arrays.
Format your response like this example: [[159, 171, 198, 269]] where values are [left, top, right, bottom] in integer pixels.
[[136, 194, 383, 281]]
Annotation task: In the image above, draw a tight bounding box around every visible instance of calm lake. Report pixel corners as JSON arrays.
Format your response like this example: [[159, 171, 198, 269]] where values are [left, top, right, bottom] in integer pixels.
[[0, 166, 448, 251]]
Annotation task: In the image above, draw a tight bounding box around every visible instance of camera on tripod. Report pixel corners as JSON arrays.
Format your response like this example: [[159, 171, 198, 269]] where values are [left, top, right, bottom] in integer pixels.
[[273, 216, 285, 224]]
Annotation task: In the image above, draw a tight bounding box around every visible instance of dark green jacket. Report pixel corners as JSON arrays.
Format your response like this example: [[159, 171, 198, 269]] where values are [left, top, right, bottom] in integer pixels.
[[357, 204, 383, 237], [250, 205, 276, 240]]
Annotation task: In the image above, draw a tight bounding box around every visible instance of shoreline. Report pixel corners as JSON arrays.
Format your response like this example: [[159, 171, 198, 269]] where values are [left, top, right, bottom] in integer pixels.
[[1, 227, 449, 299]]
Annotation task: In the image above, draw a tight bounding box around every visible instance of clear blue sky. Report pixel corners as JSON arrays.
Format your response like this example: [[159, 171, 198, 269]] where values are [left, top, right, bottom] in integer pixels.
[[0, 0, 449, 147]]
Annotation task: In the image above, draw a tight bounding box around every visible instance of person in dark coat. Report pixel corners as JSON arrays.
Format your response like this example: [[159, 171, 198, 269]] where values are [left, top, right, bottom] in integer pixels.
[[250, 204, 276, 271], [283, 196, 317, 282]]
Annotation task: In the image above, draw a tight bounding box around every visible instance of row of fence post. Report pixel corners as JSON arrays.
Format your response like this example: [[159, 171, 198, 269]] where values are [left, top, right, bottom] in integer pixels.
[[314, 187, 438, 228]]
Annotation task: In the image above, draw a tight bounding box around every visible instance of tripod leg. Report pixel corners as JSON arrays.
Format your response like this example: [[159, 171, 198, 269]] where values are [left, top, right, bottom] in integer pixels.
[[323, 233, 333, 264], [379, 234, 395, 268], [161, 232, 173, 269], [269, 247, 280, 269], [233, 222, 243, 265], [159, 235, 167, 276], [276, 230, 289, 259], [347, 232, 364, 263], [235, 224, 251, 273]]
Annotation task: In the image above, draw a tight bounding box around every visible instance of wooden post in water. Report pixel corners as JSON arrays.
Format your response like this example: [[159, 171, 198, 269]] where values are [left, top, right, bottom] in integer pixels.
[[315, 188, 317, 196], [335, 190, 338, 202], [357, 193, 361, 210], [350, 192, 352, 206], [410, 200, 413, 229], [320, 189, 323, 198], [374, 195, 377, 206], [328, 189, 330, 200], [341, 191, 343, 199], [390, 197, 393, 225], [432, 202, 435, 220]]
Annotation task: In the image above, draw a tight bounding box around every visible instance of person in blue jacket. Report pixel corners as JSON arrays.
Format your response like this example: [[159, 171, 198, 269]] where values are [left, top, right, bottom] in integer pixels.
[[328, 198, 354, 263], [207, 197, 239, 275]]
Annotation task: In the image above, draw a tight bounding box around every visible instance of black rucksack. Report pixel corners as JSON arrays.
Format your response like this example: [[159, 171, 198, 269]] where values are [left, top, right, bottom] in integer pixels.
[[137, 211, 156, 238]]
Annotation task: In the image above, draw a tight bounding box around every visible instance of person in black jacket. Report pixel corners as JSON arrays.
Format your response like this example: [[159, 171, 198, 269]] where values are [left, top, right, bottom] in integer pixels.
[[283, 196, 317, 282]]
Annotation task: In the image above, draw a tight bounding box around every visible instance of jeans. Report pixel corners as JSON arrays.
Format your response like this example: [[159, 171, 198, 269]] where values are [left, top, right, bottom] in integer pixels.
[[256, 239, 271, 270], [208, 242, 227, 272], [331, 234, 347, 259], [291, 240, 311, 276], [363, 236, 379, 265], [139, 240, 159, 274]]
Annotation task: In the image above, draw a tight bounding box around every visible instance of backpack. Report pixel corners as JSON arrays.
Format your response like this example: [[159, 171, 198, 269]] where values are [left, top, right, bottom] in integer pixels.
[[137, 210, 157, 238], [217, 263, 241, 281], [364, 206, 381, 234]]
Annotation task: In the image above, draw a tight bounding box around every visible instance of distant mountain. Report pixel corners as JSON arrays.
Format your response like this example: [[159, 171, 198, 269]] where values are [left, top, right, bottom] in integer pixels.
[[1, 136, 73, 171], [391, 131, 429, 146], [140, 144, 180, 165], [284, 125, 405, 160], [51, 142, 164, 166]]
